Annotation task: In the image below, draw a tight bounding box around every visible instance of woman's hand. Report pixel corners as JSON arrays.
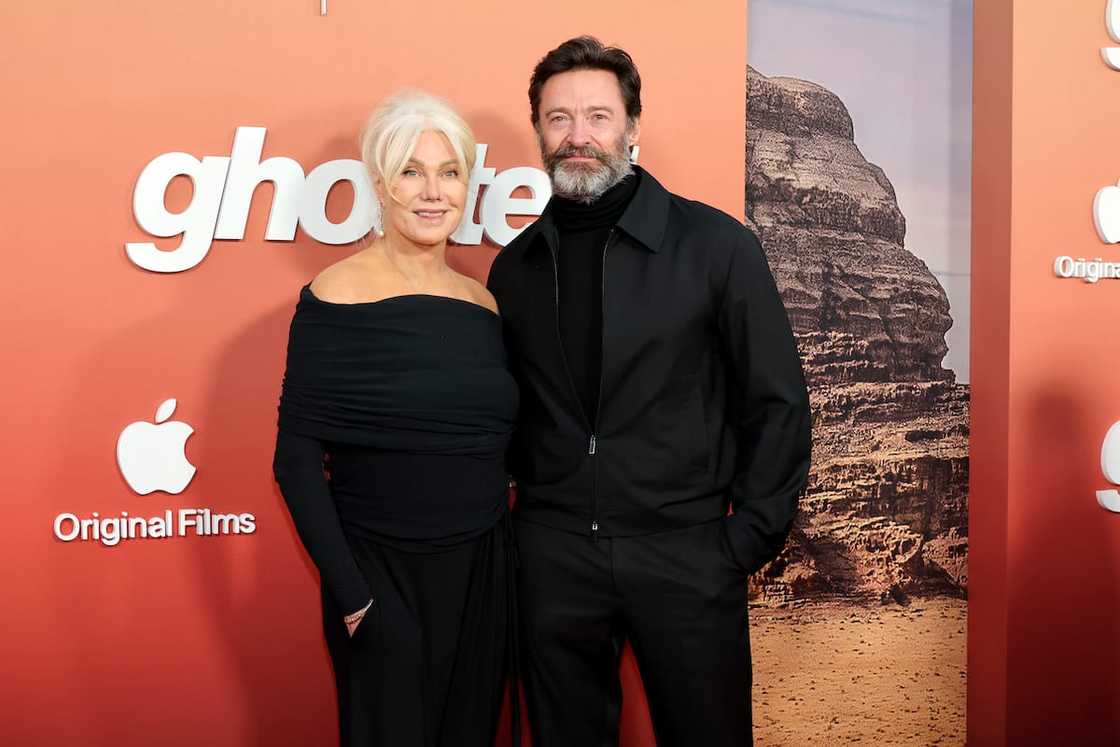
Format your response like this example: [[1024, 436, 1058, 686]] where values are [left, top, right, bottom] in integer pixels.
[[344, 599, 373, 637]]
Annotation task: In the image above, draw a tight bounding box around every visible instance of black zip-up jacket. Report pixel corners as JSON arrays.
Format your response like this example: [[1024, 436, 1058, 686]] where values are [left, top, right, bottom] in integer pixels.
[[487, 167, 811, 574]]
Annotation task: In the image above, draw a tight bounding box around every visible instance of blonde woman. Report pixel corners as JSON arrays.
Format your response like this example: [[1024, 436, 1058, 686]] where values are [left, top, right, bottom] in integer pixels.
[[273, 91, 518, 746]]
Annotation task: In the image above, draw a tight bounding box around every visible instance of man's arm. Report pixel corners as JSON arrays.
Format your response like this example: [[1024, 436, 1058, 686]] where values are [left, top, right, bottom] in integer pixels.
[[717, 228, 812, 574], [486, 254, 527, 481]]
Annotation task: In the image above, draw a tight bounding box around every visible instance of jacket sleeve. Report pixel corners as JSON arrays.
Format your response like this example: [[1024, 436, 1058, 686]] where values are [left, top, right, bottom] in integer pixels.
[[273, 429, 372, 615], [717, 228, 812, 574], [486, 255, 527, 480]]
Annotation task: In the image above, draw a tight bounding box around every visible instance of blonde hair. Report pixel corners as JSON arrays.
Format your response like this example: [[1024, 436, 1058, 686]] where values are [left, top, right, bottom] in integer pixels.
[[360, 90, 476, 197]]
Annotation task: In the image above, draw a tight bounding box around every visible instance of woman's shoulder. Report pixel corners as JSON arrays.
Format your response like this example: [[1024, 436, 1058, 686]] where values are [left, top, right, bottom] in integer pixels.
[[310, 251, 420, 306], [458, 274, 499, 315], [306, 253, 497, 314], [309, 254, 382, 304]]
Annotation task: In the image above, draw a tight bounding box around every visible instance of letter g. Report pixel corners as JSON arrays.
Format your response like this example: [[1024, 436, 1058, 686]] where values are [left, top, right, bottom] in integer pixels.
[[125, 152, 231, 273], [1096, 421, 1120, 512]]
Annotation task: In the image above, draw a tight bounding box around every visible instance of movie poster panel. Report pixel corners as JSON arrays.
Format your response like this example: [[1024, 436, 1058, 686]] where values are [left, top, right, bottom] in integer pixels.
[[746, 2, 971, 743]]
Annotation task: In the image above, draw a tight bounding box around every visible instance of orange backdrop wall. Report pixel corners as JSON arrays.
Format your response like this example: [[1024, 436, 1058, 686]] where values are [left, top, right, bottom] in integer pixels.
[[971, 1, 1120, 743], [1, 2, 745, 745]]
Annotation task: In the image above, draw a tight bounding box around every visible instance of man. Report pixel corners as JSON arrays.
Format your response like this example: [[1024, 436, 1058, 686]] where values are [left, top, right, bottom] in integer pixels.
[[487, 36, 811, 746]]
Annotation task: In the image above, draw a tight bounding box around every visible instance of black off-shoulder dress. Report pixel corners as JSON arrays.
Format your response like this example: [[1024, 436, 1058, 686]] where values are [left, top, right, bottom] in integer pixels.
[[273, 286, 519, 747]]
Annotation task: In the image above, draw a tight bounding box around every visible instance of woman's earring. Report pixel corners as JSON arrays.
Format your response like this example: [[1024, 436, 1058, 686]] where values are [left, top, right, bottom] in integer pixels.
[[376, 202, 386, 238]]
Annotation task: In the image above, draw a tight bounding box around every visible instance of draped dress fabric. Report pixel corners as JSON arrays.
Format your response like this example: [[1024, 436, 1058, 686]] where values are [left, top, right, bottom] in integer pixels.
[[273, 286, 519, 747]]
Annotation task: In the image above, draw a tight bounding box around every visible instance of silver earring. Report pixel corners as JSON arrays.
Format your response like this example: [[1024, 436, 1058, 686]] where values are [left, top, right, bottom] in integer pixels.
[[376, 202, 386, 237]]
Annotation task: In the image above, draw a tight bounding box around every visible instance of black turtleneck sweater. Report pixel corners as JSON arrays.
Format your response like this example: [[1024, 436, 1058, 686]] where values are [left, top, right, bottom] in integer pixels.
[[552, 172, 640, 423]]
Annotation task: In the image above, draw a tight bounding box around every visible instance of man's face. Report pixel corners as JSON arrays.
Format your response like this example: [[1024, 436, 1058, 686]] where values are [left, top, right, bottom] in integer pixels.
[[536, 68, 640, 203]]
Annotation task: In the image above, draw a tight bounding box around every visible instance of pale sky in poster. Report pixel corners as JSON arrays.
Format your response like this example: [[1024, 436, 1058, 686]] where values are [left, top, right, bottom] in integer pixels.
[[748, 0, 972, 382]]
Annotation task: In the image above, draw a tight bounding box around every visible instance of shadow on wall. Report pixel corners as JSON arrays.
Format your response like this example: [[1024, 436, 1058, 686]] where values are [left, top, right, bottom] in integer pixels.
[[1008, 387, 1118, 745]]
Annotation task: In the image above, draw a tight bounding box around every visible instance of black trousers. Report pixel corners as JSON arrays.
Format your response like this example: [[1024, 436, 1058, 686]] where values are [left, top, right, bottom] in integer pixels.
[[321, 522, 511, 747], [515, 518, 752, 746]]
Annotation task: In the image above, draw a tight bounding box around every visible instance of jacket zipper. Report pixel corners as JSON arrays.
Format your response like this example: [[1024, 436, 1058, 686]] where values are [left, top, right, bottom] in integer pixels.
[[589, 229, 614, 541], [547, 229, 615, 542]]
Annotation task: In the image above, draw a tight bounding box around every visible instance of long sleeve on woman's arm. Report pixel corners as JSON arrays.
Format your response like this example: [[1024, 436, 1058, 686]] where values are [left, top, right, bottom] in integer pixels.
[[273, 429, 372, 615]]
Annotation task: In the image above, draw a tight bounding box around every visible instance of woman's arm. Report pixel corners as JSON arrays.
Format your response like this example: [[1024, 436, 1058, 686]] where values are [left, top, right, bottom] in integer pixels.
[[273, 429, 373, 619]]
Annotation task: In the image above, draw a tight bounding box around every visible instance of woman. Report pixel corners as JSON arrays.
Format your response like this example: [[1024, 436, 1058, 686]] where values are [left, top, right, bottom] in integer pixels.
[[272, 90, 518, 746]]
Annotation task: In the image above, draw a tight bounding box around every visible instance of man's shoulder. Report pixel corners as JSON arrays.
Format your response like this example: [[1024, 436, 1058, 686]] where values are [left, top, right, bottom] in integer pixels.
[[486, 223, 537, 292], [669, 192, 754, 235], [661, 192, 762, 262]]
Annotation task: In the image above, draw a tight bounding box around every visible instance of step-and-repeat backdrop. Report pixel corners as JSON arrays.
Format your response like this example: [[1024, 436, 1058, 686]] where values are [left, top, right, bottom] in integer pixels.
[[2, 2, 743, 745], [971, 2, 1120, 743]]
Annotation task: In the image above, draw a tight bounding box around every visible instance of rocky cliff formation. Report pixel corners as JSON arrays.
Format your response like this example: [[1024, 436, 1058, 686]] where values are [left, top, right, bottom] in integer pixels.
[[746, 67, 969, 605]]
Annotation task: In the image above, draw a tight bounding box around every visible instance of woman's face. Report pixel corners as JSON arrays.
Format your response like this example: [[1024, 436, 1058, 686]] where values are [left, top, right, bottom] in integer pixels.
[[378, 130, 468, 247]]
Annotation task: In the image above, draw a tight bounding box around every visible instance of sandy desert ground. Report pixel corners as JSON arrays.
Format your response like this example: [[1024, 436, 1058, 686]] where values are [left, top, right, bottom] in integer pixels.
[[751, 598, 967, 746]]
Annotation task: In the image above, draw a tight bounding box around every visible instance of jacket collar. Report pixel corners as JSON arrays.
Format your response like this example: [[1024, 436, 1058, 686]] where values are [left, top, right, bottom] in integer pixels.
[[518, 165, 670, 258]]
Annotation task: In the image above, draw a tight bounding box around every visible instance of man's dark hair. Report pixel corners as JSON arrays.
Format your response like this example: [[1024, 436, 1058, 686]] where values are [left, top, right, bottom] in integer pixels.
[[528, 36, 642, 127]]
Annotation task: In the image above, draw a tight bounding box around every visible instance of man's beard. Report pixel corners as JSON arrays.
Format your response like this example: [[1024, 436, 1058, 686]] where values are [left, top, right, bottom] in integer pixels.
[[541, 133, 634, 205]]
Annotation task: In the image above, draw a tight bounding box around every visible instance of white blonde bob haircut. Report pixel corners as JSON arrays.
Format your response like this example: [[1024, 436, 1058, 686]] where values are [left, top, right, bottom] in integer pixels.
[[359, 89, 476, 199]]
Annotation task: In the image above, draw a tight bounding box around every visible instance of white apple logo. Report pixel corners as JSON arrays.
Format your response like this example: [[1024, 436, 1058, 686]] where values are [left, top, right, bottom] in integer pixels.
[[1093, 185, 1120, 244], [116, 398, 196, 495]]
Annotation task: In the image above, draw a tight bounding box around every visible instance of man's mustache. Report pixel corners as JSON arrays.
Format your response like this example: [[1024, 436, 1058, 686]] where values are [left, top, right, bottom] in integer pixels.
[[548, 145, 609, 164]]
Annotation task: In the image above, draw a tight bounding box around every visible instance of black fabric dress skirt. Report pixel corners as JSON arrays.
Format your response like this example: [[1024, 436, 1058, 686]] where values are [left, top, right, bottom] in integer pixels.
[[321, 520, 513, 747], [274, 289, 521, 746]]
